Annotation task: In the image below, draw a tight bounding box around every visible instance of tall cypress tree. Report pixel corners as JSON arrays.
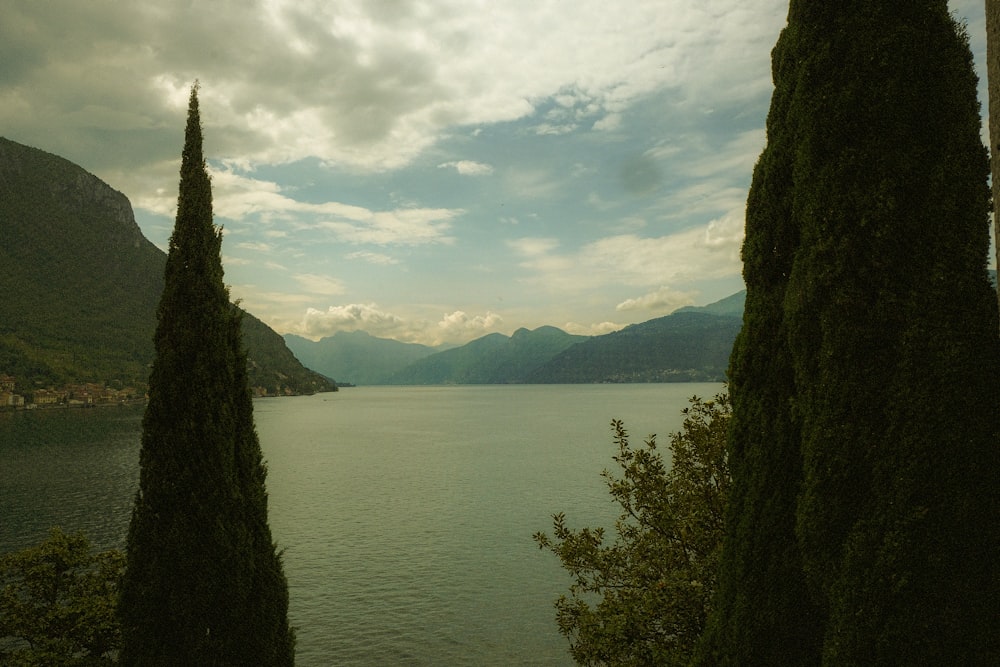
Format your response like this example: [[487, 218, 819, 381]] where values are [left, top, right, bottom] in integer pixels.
[[119, 84, 294, 666], [702, 2, 1000, 664], [786, 4, 1000, 663], [695, 9, 824, 665]]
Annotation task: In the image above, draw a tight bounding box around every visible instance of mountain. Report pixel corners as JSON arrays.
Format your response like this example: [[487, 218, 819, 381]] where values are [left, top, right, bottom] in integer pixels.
[[283, 330, 439, 385], [0, 136, 333, 395], [526, 310, 743, 383], [239, 310, 336, 394], [297, 293, 748, 386], [387, 326, 589, 384], [676, 290, 746, 316]]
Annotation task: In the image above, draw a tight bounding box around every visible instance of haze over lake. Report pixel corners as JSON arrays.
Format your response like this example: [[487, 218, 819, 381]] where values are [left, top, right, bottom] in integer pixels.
[[1, 383, 723, 665]]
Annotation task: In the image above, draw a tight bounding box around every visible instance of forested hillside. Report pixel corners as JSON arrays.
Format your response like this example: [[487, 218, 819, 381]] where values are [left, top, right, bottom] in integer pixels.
[[527, 311, 741, 383], [0, 137, 333, 395]]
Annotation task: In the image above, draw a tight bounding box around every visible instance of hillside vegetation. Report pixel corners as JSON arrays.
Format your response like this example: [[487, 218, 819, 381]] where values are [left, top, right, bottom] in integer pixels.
[[0, 137, 333, 395], [528, 312, 742, 383]]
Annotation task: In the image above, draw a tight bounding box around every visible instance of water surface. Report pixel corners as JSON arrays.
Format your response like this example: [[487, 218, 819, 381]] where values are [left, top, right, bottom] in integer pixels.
[[1, 383, 724, 665]]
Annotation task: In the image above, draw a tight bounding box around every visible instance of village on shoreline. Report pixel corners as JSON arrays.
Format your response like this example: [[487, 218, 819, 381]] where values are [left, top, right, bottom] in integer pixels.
[[0, 374, 145, 411]]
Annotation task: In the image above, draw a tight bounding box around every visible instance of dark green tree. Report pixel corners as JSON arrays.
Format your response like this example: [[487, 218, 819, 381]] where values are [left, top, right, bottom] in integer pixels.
[[535, 394, 730, 665], [695, 7, 824, 664], [118, 84, 294, 666], [1, 528, 124, 665], [785, 5, 1000, 663], [703, 3, 1000, 665]]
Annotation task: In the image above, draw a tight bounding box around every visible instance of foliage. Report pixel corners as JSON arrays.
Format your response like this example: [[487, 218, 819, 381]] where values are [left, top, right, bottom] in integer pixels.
[[534, 393, 730, 665], [0, 136, 332, 394], [240, 306, 337, 393], [528, 312, 740, 384], [0, 137, 165, 388], [702, 4, 1000, 665], [694, 7, 823, 664], [118, 84, 294, 666], [0, 528, 124, 665]]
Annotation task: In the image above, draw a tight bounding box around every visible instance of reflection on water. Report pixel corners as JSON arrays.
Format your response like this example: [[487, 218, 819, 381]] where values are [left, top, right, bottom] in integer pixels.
[[0, 404, 144, 552]]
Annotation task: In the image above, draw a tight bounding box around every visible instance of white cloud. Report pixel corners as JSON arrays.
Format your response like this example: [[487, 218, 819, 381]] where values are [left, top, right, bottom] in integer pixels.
[[563, 321, 626, 336], [345, 251, 400, 265], [293, 273, 347, 296], [510, 211, 744, 292], [507, 237, 560, 257], [317, 208, 459, 246], [616, 286, 697, 313], [592, 113, 622, 132], [438, 160, 494, 176], [437, 310, 504, 340], [236, 241, 272, 252], [299, 303, 408, 338], [135, 166, 463, 247], [702, 211, 745, 249], [292, 303, 503, 345], [533, 122, 577, 136]]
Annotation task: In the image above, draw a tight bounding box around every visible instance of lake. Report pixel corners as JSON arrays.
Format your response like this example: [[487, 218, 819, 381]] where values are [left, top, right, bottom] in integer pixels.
[[0, 383, 724, 665]]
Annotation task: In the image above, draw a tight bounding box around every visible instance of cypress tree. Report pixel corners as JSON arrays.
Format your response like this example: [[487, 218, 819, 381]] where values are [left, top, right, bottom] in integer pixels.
[[695, 9, 824, 664], [702, 2, 1000, 664], [119, 83, 294, 666], [786, 4, 1000, 663]]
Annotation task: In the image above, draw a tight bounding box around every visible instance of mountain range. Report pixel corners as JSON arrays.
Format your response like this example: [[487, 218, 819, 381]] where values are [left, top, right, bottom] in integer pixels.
[[0, 136, 334, 395], [283, 330, 441, 386], [2, 134, 747, 391], [284, 295, 745, 385]]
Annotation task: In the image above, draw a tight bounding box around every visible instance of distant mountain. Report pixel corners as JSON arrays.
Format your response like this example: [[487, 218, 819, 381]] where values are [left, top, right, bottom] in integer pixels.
[[387, 326, 589, 384], [527, 310, 742, 383], [676, 290, 746, 317], [283, 330, 439, 385], [0, 136, 334, 395], [298, 293, 748, 386]]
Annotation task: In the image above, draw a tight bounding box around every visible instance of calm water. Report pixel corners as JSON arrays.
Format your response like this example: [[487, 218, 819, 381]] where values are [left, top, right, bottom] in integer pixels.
[[0, 383, 723, 665]]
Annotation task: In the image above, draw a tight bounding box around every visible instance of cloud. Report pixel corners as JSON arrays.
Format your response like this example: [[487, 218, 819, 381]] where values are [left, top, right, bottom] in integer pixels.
[[316, 208, 459, 246], [293, 273, 347, 296], [0, 0, 792, 191], [136, 166, 462, 247], [510, 210, 744, 293], [533, 122, 577, 136], [345, 251, 400, 265], [506, 237, 560, 257], [299, 303, 408, 339], [438, 160, 494, 176], [616, 286, 697, 313], [236, 241, 272, 252], [293, 303, 503, 345], [563, 321, 626, 336], [436, 310, 503, 340]]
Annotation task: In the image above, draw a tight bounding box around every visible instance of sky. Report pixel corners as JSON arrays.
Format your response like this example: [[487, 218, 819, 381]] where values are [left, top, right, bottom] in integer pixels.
[[1, 1, 989, 345]]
